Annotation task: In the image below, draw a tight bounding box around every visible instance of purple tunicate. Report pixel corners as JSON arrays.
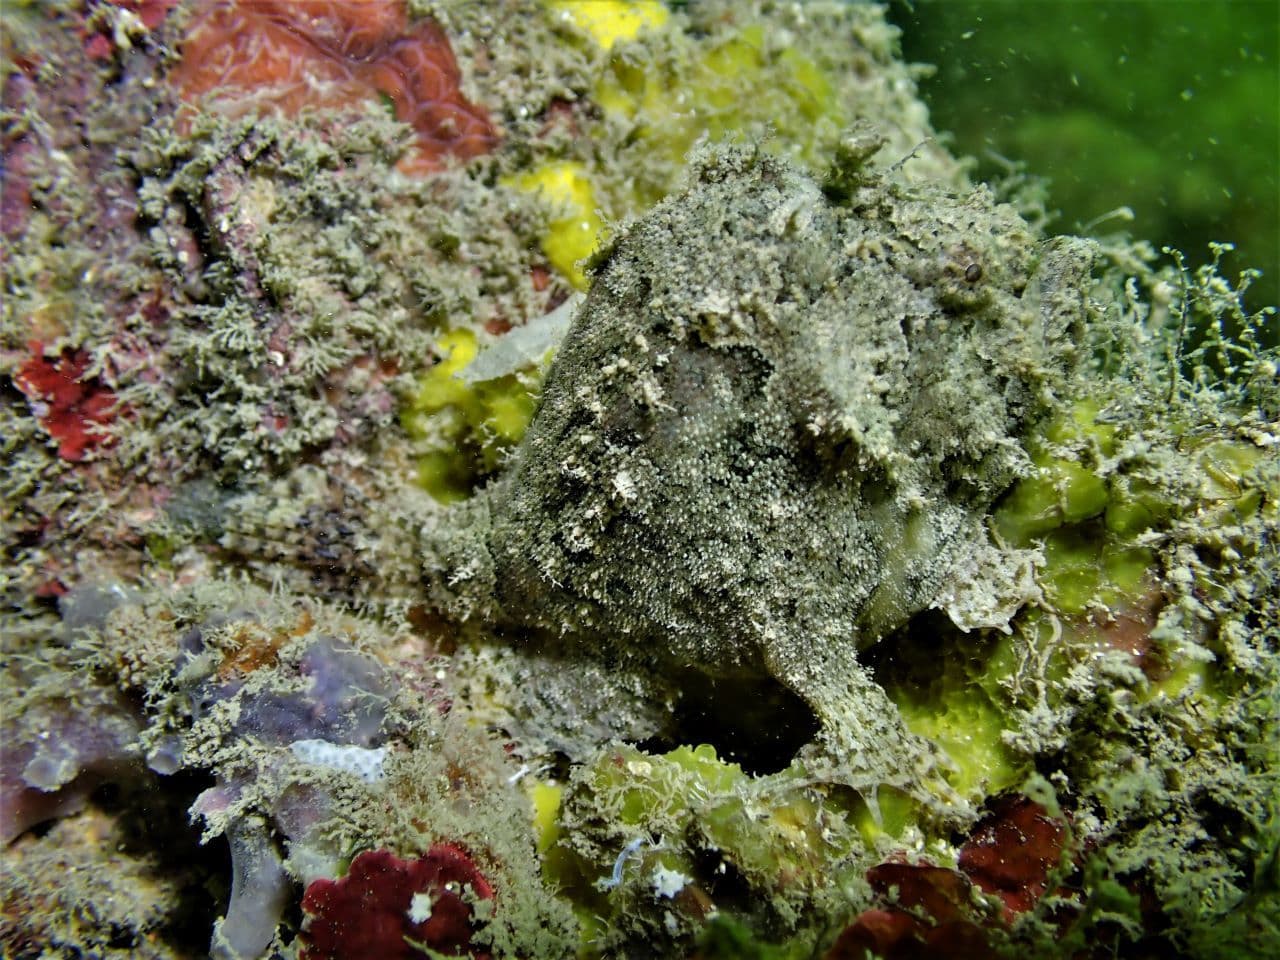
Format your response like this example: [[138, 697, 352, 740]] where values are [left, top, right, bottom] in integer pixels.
[[0, 586, 148, 843], [177, 632, 393, 956], [294, 635, 388, 746], [210, 820, 292, 960], [182, 632, 389, 749]]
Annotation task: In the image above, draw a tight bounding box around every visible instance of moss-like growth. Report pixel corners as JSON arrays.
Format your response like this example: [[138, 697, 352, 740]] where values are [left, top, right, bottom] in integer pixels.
[[550, 742, 866, 954]]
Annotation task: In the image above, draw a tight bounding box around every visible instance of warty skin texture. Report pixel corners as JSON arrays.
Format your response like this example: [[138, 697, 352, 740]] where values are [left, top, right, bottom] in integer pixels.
[[427, 145, 1094, 804]]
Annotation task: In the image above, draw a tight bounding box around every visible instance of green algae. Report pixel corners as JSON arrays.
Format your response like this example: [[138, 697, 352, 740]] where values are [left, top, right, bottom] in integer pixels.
[[890, 0, 1280, 316], [401, 328, 546, 503], [549, 741, 868, 954]]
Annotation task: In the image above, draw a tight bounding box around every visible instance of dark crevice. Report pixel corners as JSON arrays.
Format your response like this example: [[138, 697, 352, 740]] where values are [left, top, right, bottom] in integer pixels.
[[634, 671, 818, 776], [100, 770, 231, 955]]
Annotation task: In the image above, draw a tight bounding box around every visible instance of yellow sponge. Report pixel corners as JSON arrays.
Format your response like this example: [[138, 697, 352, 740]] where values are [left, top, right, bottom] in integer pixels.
[[506, 162, 606, 290], [544, 0, 668, 51]]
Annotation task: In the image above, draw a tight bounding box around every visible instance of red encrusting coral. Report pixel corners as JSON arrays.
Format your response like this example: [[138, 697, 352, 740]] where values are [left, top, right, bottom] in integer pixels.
[[957, 795, 1069, 920], [170, 0, 498, 174], [300, 844, 495, 960], [827, 796, 1072, 958], [13, 342, 119, 461]]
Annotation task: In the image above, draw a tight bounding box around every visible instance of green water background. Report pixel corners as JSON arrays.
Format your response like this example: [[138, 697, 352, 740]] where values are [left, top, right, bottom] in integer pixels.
[[886, 0, 1279, 314]]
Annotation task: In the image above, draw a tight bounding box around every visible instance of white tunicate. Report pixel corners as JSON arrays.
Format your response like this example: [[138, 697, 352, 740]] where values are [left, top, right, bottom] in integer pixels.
[[407, 891, 434, 924], [290, 739, 387, 783], [458, 293, 583, 383]]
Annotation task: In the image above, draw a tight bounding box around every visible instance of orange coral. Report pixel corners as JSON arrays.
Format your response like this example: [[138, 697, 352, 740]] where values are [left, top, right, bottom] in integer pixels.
[[216, 610, 315, 680], [171, 0, 498, 174]]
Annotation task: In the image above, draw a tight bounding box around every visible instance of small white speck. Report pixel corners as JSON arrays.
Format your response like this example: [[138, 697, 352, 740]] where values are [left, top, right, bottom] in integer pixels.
[[612, 470, 637, 501], [407, 892, 433, 924], [651, 866, 689, 899]]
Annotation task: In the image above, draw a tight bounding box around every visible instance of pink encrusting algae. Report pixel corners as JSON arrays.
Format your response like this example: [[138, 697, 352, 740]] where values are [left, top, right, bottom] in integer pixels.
[[170, 0, 498, 174]]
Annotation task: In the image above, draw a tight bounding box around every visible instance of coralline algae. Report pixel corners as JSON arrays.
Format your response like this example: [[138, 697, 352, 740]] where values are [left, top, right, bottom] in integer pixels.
[[170, 0, 499, 174]]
